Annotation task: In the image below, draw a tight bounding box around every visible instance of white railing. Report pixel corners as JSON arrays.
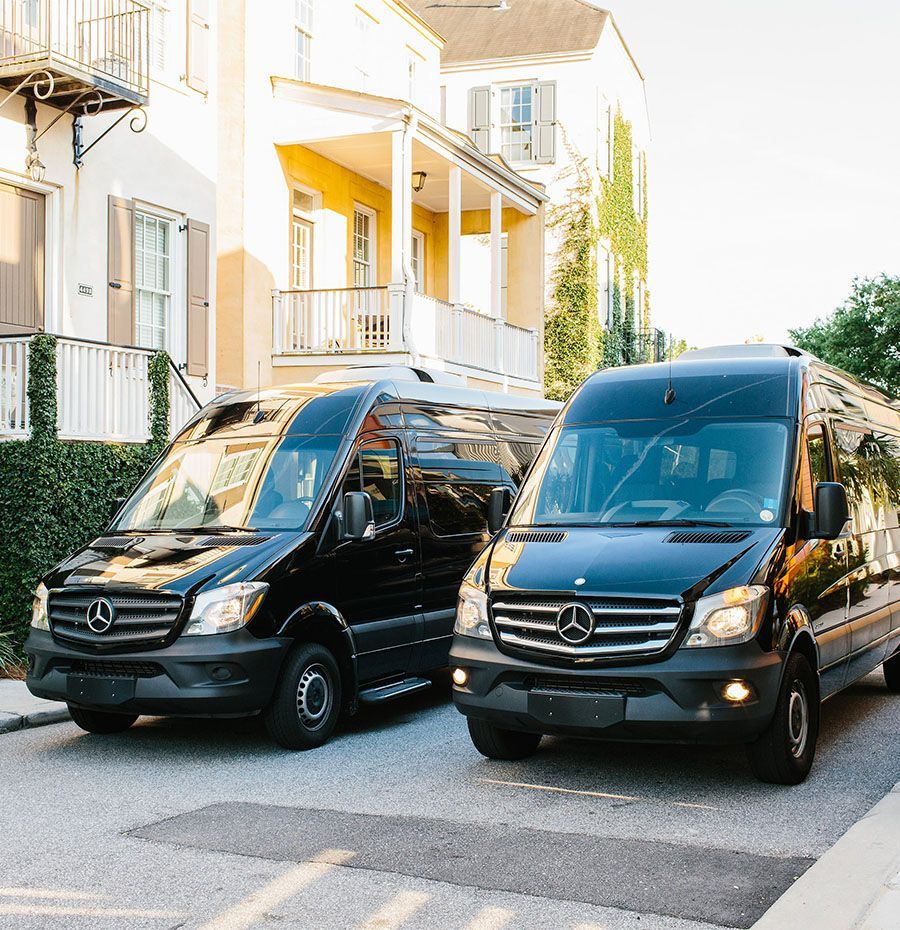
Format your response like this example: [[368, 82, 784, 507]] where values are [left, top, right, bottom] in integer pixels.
[[0, 336, 29, 437], [0, 335, 201, 442], [273, 287, 393, 354], [273, 287, 540, 383]]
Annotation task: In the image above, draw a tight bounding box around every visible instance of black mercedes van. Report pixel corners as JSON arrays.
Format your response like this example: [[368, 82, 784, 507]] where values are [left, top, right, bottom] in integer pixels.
[[25, 369, 558, 748], [450, 346, 900, 783]]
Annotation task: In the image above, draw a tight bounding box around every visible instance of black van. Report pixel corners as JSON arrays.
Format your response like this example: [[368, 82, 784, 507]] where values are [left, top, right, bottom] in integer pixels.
[[450, 346, 900, 783], [25, 369, 558, 748]]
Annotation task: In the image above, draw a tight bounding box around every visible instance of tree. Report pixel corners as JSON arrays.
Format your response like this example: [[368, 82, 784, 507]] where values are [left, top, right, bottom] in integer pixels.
[[789, 276, 900, 396]]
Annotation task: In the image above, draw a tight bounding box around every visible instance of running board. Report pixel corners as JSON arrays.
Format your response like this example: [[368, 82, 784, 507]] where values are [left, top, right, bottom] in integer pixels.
[[358, 677, 432, 705]]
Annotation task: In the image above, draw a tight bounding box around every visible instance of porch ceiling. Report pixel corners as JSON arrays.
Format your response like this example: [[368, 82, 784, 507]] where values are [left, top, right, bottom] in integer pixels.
[[289, 133, 501, 214]]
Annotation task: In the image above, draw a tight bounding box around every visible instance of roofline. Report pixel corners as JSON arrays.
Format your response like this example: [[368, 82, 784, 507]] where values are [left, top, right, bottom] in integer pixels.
[[393, 0, 447, 50]]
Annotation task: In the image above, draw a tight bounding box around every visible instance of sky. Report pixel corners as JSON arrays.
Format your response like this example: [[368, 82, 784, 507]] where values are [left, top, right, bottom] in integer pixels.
[[604, 0, 900, 348]]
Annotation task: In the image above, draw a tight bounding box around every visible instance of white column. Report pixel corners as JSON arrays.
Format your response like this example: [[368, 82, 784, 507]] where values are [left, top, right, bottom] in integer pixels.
[[390, 129, 406, 284], [448, 165, 462, 306], [490, 190, 503, 318]]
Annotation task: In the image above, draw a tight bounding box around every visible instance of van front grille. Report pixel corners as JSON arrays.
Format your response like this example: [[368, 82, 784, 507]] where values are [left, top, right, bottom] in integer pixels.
[[62, 659, 166, 679], [491, 594, 683, 663], [49, 588, 184, 650]]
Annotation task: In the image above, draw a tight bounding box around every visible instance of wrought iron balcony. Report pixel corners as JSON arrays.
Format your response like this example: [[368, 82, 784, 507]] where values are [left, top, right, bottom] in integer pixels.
[[0, 0, 149, 111]]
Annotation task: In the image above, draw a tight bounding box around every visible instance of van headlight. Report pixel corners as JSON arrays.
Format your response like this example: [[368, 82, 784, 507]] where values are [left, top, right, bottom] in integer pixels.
[[683, 585, 768, 648], [182, 582, 268, 636], [31, 582, 49, 631], [454, 582, 492, 640]]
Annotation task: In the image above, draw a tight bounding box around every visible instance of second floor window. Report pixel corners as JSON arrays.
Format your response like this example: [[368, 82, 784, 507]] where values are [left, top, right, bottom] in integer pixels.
[[500, 84, 533, 162], [469, 81, 557, 165], [294, 0, 313, 80], [355, 10, 373, 90]]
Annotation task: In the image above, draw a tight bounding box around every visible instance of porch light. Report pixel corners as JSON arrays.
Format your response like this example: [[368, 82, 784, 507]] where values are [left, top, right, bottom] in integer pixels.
[[26, 149, 46, 183], [412, 170, 427, 192]]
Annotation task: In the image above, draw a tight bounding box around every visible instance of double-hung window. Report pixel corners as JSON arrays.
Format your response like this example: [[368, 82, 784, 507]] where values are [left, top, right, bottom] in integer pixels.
[[354, 10, 373, 91], [291, 188, 316, 289], [469, 81, 557, 165], [411, 230, 425, 294], [294, 0, 313, 81], [499, 84, 534, 163], [135, 210, 173, 349], [353, 206, 375, 287]]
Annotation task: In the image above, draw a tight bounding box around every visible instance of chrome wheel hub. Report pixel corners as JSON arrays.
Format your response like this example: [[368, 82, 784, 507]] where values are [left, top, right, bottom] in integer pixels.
[[296, 663, 332, 730], [787, 679, 809, 758]]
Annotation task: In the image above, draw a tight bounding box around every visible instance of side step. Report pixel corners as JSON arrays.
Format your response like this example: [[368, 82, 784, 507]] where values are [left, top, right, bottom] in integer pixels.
[[358, 677, 432, 705]]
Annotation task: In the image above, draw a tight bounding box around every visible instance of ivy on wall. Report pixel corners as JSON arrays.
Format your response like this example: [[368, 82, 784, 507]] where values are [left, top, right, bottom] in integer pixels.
[[544, 109, 653, 399], [0, 335, 168, 656]]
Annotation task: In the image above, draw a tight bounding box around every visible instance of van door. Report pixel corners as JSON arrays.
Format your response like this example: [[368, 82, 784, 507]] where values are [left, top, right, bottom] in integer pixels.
[[833, 422, 896, 678], [411, 431, 502, 671], [324, 434, 422, 683], [787, 420, 850, 696]]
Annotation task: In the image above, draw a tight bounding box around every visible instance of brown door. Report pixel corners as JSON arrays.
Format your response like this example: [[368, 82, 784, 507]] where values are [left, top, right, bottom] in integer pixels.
[[0, 182, 45, 335]]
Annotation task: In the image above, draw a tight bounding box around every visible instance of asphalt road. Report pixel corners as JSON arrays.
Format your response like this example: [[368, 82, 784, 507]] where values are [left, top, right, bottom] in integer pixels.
[[0, 668, 897, 930]]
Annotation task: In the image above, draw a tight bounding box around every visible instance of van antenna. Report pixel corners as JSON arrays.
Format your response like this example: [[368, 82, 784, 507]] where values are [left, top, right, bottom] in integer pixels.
[[664, 335, 676, 405], [255, 361, 262, 417]]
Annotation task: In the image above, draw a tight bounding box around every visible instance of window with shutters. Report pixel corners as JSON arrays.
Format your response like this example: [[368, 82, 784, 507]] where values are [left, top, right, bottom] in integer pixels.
[[353, 205, 376, 287], [291, 187, 317, 289], [294, 0, 313, 80], [469, 81, 556, 164], [411, 230, 424, 294], [135, 211, 173, 350]]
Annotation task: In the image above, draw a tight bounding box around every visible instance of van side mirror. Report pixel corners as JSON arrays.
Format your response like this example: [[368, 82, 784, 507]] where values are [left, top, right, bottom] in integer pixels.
[[108, 497, 126, 524], [343, 491, 375, 541], [812, 482, 850, 540], [487, 486, 513, 535]]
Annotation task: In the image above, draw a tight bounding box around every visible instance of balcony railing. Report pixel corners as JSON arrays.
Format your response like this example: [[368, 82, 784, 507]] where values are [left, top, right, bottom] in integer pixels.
[[0, 335, 200, 442], [273, 287, 541, 383], [0, 0, 149, 108]]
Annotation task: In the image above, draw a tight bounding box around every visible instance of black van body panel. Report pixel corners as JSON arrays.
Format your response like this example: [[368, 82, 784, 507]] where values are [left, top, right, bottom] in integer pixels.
[[26, 378, 558, 718], [451, 354, 900, 745]]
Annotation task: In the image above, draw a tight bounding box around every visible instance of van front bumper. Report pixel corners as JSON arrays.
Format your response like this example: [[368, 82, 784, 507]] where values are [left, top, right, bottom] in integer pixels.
[[449, 635, 784, 744], [25, 628, 288, 717]]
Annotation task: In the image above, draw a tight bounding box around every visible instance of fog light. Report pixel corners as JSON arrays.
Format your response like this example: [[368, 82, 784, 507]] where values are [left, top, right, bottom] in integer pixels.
[[722, 680, 752, 703], [452, 667, 469, 687]]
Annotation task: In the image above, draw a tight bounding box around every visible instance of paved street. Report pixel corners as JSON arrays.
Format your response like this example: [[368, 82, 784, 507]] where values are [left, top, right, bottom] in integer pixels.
[[0, 669, 897, 930]]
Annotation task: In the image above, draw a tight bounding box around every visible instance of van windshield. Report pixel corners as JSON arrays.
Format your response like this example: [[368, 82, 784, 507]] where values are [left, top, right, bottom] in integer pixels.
[[509, 419, 791, 528], [113, 434, 342, 533]]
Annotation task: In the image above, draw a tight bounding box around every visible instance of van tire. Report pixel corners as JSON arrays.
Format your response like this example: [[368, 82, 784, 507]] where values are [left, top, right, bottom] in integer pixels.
[[265, 642, 342, 750], [884, 649, 900, 692], [746, 652, 819, 785], [467, 718, 542, 760], [67, 705, 138, 734]]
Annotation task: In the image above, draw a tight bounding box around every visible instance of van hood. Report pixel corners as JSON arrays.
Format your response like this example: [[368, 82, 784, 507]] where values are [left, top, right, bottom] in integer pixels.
[[487, 525, 784, 601], [44, 531, 307, 596]]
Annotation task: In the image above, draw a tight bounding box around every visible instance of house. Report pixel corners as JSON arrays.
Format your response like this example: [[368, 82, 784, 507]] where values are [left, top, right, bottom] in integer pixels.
[[216, 0, 548, 397], [406, 0, 658, 359], [0, 0, 216, 442]]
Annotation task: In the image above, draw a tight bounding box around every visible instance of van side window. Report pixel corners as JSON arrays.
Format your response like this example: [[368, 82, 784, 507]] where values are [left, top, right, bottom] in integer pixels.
[[343, 439, 403, 528], [800, 424, 829, 513], [833, 424, 900, 532], [497, 439, 539, 487]]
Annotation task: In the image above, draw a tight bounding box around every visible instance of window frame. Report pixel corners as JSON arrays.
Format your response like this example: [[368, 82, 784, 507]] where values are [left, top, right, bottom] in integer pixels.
[[290, 183, 320, 290], [411, 229, 425, 294], [293, 0, 313, 81], [134, 207, 176, 352], [498, 81, 536, 164], [352, 203, 377, 288], [342, 435, 405, 533]]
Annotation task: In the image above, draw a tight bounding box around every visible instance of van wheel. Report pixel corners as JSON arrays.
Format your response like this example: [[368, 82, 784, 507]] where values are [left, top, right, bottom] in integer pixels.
[[467, 717, 542, 760], [67, 705, 138, 734], [746, 652, 819, 784], [265, 642, 342, 750], [884, 649, 900, 692]]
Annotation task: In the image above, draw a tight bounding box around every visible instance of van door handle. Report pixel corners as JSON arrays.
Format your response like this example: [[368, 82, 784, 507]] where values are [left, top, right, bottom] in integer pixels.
[[395, 548, 414, 563]]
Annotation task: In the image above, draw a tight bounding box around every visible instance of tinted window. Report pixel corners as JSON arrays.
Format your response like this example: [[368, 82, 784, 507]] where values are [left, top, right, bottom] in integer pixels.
[[799, 423, 830, 512], [416, 436, 501, 536], [343, 439, 403, 528], [833, 424, 900, 533], [497, 439, 539, 486]]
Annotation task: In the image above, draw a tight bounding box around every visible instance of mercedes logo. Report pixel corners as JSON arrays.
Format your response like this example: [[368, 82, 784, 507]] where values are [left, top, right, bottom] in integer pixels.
[[86, 597, 115, 634], [556, 602, 595, 645]]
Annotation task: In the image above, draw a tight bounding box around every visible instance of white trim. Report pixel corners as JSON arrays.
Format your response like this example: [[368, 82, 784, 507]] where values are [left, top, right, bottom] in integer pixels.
[[411, 229, 425, 293], [0, 168, 62, 335], [352, 202, 377, 287], [291, 181, 322, 287]]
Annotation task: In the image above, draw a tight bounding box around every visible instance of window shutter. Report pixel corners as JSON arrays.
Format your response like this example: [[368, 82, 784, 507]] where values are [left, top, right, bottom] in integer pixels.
[[186, 0, 209, 94], [186, 218, 210, 377], [0, 183, 44, 334], [468, 85, 491, 152], [107, 195, 134, 345], [534, 81, 557, 164]]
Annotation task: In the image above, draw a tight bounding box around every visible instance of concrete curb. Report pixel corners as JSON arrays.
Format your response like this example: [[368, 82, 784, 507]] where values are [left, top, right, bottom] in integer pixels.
[[0, 679, 71, 734], [752, 781, 900, 930]]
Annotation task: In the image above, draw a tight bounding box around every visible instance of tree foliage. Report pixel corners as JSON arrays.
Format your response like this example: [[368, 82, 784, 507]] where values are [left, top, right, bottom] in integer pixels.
[[789, 275, 900, 396]]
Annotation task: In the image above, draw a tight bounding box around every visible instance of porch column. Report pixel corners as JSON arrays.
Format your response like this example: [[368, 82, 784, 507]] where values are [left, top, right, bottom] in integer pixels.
[[448, 166, 462, 305], [390, 127, 413, 350], [490, 190, 503, 319]]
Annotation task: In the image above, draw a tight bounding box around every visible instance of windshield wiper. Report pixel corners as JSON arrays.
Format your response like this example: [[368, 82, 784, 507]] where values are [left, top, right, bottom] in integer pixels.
[[124, 524, 257, 534], [599, 519, 735, 528]]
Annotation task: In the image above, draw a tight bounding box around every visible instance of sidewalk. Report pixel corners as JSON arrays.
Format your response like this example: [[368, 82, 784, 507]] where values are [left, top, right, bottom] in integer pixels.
[[0, 679, 70, 734], [753, 781, 900, 930]]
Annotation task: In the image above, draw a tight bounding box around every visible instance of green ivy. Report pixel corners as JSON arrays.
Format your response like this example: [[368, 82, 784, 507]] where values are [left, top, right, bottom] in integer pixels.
[[0, 335, 170, 657]]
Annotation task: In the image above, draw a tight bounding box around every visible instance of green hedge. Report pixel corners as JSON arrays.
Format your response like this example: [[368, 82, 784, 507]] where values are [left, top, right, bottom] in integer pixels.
[[0, 334, 168, 655]]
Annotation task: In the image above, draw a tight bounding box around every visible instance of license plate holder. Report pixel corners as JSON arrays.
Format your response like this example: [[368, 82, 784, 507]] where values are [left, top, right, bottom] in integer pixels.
[[67, 676, 136, 706], [527, 691, 625, 728]]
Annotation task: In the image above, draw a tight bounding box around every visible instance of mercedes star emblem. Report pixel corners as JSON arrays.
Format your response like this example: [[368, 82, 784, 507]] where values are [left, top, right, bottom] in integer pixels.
[[556, 602, 595, 645], [86, 597, 115, 634]]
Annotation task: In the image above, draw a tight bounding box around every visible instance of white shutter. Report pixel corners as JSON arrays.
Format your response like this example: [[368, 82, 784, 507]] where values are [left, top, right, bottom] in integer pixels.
[[534, 81, 557, 164], [468, 86, 491, 152]]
